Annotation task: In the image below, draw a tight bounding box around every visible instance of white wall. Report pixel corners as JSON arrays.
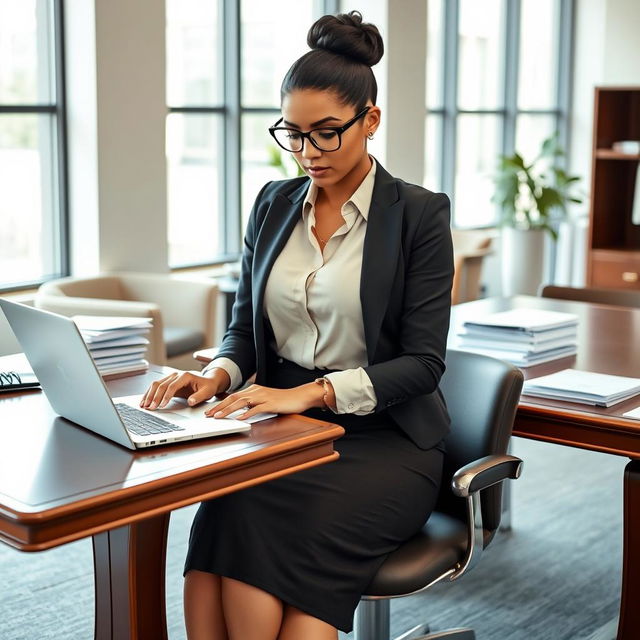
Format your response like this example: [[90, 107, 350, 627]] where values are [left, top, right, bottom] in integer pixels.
[[383, 0, 427, 185], [570, 0, 640, 207], [65, 0, 168, 275]]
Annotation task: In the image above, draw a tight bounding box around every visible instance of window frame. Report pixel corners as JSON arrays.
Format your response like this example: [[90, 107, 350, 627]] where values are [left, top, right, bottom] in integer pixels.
[[0, 0, 69, 293], [428, 0, 575, 229], [167, 0, 338, 269]]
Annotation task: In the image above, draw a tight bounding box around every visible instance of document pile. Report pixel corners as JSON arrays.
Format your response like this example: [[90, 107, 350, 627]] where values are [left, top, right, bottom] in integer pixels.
[[456, 308, 578, 367], [523, 369, 640, 407], [73, 315, 152, 378]]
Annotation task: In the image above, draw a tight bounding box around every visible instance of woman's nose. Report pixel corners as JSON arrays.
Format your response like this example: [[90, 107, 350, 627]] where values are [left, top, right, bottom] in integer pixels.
[[300, 137, 321, 159]]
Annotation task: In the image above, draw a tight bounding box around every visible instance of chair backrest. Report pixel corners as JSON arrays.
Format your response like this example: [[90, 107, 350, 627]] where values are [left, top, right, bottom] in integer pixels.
[[539, 284, 640, 307], [38, 276, 126, 300], [436, 349, 523, 534]]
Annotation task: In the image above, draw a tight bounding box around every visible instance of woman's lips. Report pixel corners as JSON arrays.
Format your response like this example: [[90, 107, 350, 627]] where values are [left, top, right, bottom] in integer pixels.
[[305, 166, 330, 177]]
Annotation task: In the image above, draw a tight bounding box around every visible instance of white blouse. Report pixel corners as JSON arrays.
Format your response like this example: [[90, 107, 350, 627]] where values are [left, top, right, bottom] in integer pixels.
[[210, 159, 378, 415]]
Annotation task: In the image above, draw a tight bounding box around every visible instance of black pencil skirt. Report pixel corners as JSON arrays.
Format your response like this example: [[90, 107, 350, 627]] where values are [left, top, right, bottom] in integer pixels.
[[184, 354, 444, 632]]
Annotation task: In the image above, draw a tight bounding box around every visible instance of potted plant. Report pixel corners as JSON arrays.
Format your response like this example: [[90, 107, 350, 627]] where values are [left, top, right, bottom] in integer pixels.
[[268, 145, 305, 178], [492, 135, 583, 296]]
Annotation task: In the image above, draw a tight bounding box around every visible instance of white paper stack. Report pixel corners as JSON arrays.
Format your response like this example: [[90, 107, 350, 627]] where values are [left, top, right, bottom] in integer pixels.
[[456, 308, 579, 367], [73, 315, 152, 378], [523, 369, 640, 407]]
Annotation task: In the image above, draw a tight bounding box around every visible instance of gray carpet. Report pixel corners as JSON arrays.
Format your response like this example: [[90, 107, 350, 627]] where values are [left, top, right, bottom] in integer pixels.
[[0, 436, 626, 639]]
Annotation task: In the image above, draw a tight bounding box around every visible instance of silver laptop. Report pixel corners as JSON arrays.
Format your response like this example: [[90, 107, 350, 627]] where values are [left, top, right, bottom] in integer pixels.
[[0, 298, 251, 450]]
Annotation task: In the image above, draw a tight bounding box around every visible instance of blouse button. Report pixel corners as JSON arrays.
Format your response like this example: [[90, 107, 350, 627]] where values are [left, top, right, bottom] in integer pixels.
[[277, 357, 283, 363], [348, 403, 354, 410]]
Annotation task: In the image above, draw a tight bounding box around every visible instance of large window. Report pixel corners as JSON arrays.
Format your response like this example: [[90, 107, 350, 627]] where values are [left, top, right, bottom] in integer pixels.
[[166, 0, 328, 268], [425, 0, 574, 228], [166, 0, 223, 268], [240, 0, 314, 230], [0, 0, 67, 291]]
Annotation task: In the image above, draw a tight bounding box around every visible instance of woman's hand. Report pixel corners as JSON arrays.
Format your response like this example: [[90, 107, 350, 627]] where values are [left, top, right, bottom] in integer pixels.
[[207, 382, 327, 421], [140, 368, 231, 410]]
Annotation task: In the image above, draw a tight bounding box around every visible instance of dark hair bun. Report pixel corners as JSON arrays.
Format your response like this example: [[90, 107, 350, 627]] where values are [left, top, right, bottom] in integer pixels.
[[307, 11, 383, 67]]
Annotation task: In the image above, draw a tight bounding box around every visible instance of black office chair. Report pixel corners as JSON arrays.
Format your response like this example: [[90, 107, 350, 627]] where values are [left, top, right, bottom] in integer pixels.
[[354, 350, 524, 640], [539, 284, 640, 307]]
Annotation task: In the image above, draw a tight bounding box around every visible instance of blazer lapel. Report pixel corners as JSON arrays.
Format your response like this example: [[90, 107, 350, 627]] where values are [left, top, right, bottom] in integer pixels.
[[252, 180, 308, 378], [361, 164, 405, 362]]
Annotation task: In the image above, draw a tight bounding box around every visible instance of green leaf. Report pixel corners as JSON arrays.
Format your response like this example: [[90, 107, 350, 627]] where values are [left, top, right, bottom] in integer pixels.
[[492, 133, 583, 229]]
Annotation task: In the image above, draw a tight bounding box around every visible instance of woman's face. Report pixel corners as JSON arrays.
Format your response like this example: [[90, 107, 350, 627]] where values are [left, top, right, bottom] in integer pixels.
[[280, 89, 380, 192]]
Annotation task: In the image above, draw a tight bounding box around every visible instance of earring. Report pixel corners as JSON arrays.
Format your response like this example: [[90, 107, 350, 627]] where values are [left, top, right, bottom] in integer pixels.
[[367, 131, 374, 140]]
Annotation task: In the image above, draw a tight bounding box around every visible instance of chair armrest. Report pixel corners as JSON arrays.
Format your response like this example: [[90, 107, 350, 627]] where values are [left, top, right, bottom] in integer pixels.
[[448, 454, 523, 581], [452, 454, 523, 498]]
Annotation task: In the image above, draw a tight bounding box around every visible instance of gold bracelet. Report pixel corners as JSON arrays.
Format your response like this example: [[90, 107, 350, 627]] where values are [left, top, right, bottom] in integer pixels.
[[314, 377, 329, 410]]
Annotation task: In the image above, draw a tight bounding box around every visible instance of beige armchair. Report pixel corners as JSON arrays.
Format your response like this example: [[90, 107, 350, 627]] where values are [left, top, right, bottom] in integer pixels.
[[35, 272, 218, 369], [451, 229, 494, 305]]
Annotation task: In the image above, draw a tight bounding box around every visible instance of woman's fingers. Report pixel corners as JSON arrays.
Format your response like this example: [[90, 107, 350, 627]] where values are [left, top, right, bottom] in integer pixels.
[[157, 376, 192, 408], [206, 385, 255, 413], [140, 373, 178, 408], [205, 387, 261, 418], [231, 403, 269, 421], [141, 372, 196, 409], [207, 396, 257, 419], [187, 382, 218, 407]]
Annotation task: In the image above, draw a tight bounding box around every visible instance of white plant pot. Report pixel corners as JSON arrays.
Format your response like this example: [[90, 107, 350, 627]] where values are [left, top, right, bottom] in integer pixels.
[[501, 227, 549, 297]]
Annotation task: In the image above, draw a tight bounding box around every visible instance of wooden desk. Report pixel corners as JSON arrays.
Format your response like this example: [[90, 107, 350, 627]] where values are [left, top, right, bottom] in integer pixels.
[[0, 367, 344, 640], [450, 296, 640, 640]]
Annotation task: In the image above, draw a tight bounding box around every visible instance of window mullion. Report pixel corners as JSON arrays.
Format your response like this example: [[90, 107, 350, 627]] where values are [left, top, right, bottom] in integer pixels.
[[502, 0, 520, 157], [223, 0, 242, 255], [53, 0, 69, 278], [441, 0, 459, 209], [556, 0, 575, 169], [320, 0, 339, 15]]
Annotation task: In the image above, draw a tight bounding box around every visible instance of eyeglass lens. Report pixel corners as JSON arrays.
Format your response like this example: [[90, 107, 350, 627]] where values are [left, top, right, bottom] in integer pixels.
[[272, 128, 340, 152]]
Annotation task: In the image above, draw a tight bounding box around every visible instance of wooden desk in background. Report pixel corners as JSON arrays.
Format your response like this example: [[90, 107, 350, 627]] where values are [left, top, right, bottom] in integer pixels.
[[0, 366, 344, 640], [450, 296, 640, 640]]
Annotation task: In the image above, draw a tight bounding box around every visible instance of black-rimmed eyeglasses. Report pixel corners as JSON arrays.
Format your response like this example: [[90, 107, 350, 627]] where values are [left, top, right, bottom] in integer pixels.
[[268, 106, 370, 153]]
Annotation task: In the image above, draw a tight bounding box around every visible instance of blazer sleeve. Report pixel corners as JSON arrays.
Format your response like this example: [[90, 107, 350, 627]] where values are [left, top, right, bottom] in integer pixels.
[[205, 181, 272, 384], [364, 192, 453, 410]]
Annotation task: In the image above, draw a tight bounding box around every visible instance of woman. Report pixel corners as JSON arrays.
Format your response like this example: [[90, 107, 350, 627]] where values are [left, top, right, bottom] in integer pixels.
[[142, 11, 453, 640]]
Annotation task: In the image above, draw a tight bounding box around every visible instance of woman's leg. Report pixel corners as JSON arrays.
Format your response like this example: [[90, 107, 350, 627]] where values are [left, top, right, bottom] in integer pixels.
[[277, 605, 338, 640], [184, 570, 228, 640], [221, 576, 284, 640]]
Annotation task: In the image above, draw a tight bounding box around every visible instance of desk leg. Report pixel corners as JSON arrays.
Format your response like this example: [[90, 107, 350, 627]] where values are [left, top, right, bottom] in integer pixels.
[[92, 513, 170, 640], [617, 460, 640, 640]]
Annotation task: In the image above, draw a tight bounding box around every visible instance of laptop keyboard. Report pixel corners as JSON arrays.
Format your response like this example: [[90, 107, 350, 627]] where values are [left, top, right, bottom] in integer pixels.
[[114, 402, 186, 436]]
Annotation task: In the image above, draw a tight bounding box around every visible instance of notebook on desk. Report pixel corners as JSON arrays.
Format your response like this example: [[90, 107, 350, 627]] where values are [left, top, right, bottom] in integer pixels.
[[0, 299, 255, 450], [0, 352, 40, 392]]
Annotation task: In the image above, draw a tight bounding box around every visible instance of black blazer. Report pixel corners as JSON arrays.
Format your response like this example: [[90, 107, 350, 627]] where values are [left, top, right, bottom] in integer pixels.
[[216, 161, 454, 450]]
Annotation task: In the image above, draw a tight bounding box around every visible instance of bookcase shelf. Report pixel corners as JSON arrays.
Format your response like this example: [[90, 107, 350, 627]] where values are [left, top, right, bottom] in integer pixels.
[[595, 149, 640, 161], [587, 87, 640, 290]]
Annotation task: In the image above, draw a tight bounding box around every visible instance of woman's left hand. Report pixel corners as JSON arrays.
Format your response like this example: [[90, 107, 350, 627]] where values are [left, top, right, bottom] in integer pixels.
[[206, 383, 324, 421]]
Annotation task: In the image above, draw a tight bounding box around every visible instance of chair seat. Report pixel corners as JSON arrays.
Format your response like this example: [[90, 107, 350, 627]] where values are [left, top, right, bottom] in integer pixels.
[[364, 512, 469, 597], [163, 327, 205, 358]]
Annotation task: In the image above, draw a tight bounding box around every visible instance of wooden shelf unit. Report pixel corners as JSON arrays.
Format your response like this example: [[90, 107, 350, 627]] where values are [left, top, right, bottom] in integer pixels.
[[587, 87, 640, 290]]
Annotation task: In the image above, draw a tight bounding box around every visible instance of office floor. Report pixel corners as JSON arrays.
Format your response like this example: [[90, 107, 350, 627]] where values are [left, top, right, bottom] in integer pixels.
[[0, 436, 625, 640]]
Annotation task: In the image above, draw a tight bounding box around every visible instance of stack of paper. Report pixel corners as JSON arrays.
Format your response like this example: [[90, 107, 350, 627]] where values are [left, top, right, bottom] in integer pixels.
[[456, 308, 579, 367], [73, 315, 152, 378], [523, 369, 640, 407]]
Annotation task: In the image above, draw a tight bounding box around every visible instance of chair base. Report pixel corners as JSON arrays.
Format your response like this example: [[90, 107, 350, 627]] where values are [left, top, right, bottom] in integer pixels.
[[354, 599, 475, 640]]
